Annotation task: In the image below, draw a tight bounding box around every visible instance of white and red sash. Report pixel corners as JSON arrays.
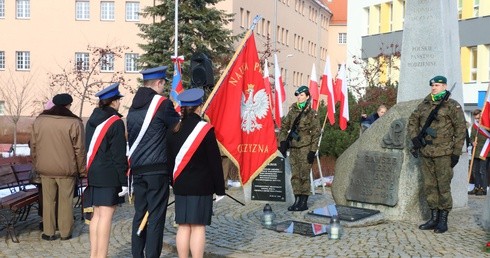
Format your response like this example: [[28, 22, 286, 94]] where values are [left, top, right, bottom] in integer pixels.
[[173, 121, 212, 182], [86, 115, 121, 170], [126, 95, 166, 176], [474, 122, 490, 159]]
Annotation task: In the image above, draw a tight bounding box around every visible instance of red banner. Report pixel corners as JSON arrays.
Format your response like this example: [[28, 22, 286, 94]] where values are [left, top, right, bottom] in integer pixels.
[[205, 34, 278, 185]]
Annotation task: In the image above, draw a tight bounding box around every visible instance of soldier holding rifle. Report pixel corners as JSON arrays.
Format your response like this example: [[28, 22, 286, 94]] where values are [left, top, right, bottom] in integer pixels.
[[407, 75, 466, 234], [278, 86, 321, 212]]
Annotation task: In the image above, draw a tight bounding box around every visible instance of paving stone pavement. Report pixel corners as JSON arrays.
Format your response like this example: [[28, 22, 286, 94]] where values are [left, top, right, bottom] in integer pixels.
[[1, 187, 490, 257]]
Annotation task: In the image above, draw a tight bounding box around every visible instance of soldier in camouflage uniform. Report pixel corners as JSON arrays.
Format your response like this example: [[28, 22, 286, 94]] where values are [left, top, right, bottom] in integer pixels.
[[407, 75, 466, 234], [278, 86, 321, 211]]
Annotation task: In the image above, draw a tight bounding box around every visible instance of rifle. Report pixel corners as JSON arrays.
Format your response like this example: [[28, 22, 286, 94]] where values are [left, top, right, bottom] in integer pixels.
[[284, 99, 309, 152], [410, 88, 452, 158]]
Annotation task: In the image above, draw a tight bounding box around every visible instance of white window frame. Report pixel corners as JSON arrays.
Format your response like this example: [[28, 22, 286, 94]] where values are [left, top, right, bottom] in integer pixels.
[[125, 53, 139, 72], [100, 53, 114, 72], [0, 101, 5, 116], [76, 0, 90, 21], [75, 52, 90, 71], [487, 45, 490, 82], [101, 1, 115, 21], [0, 0, 5, 18], [474, 0, 480, 17], [125, 1, 139, 22], [338, 33, 347, 44], [16, 51, 30, 70], [0, 51, 5, 70], [470, 46, 478, 82], [16, 0, 30, 19]]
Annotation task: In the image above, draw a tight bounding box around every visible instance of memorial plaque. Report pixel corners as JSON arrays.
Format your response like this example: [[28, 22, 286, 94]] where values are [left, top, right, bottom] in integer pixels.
[[271, 220, 328, 237], [345, 151, 402, 206], [308, 205, 380, 222], [251, 156, 286, 202]]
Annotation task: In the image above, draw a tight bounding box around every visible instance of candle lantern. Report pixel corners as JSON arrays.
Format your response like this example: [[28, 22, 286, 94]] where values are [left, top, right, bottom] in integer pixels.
[[328, 215, 343, 240], [262, 203, 276, 227]]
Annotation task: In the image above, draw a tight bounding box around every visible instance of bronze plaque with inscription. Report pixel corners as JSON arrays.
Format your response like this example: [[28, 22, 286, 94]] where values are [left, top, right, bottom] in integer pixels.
[[345, 151, 403, 206]]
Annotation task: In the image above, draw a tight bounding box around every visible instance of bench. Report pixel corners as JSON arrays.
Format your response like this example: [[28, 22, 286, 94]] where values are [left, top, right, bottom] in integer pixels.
[[0, 164, 39, 243]]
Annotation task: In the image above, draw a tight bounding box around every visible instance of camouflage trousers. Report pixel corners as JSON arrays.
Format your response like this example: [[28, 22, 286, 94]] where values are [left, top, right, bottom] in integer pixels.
[[421, 155, 453, 211], [289, 146, 313, 195]]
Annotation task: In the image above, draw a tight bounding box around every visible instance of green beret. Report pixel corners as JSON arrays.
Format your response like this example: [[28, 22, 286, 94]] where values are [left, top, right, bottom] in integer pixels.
[[295, 85, 309, 96], [429, 75, 447, 86]]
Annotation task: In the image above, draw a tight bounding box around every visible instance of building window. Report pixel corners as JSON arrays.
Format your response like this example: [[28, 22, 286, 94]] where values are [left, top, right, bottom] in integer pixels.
[[364, 7, 370, 35], [76, 0, 90, 20], [101, 1, 115, 21], [100, 53, 114, 72], [0, 101, 5, 116], [16, 51, 30, 70], [474, 0, 479, 17], [0, 51, 4, 70], [75, 52, 89, 71], [487, 45, 490, 81], [470, 46, 478, 82], [338, 33, 347, 44], [125, 53, 139, 72], [126, 1, 139, 21], [458, 0, 462, 19], [0, 0, 5, 18], [240, 8, 244, 28], [16, 0, 30, 19]]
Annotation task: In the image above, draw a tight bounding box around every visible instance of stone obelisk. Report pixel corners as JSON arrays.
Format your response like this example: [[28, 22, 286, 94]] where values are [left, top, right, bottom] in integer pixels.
[[331, 0, 467, 222], [397, 0, 463, 105]]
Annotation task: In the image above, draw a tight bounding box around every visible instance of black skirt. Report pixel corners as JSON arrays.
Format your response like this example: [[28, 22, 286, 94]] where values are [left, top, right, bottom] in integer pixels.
[[84, 186, 125, 207], [174, 195, 213, 225]]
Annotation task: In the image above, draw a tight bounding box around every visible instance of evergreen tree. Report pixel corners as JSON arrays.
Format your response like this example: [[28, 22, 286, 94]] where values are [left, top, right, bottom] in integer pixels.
[[137, 0, 240, 81]]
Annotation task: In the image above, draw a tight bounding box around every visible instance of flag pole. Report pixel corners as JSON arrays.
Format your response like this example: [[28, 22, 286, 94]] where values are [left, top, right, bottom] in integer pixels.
[[202, 15, 261, 112], [468, 135, 477, 183], [174, 0, 178, 57]]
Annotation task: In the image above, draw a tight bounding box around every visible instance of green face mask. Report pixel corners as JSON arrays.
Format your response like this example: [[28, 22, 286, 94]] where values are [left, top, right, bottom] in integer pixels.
[[431, 90, 447, 101], [297, 102, 307, 109]]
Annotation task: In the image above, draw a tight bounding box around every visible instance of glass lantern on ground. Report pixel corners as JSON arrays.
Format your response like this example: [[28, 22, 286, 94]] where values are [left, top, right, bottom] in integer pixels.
[[328, 215, 343, 240], [262, 203, 276, 227]]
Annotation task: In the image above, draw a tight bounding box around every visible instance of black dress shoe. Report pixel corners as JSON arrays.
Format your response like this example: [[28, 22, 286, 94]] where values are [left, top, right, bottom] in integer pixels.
[[41, 234, 58, 241], [60, 235, 72, 241]]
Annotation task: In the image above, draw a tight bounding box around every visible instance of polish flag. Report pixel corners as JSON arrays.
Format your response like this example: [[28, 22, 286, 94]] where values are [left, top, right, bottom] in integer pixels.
[[321, 56, 335, 125], [309, 64, 319, 111], [480, 85, 490, 130], [336, 64, 349, 130], [274, 54, 286, 127], [263, 59, 274, 113]]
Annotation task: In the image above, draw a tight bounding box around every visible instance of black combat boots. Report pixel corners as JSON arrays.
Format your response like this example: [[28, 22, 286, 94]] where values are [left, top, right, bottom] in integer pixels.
[[434, 209, 449, 233], [293, 195, 309, 211], [288, 195, 300, 211], [419, 209, 439, 230]]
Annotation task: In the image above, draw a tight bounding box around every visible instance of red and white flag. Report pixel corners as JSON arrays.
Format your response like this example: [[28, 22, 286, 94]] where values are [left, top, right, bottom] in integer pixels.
[[204, 33, 277, 185], [309, 63, 319, 111], [274, 54, 286, 127], [321, 56, 335, 125], [263, 59, 274, 115], [480, 85, 490, 130], [336, 64, 349, 130]]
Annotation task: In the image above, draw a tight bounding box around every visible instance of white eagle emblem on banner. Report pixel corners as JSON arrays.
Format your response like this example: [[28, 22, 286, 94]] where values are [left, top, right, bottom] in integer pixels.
[[241, 84, 269, 133]]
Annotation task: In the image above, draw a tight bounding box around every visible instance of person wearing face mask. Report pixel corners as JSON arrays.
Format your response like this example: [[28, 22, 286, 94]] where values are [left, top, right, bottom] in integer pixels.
[[407, 75, 466, 234], [85, 83, 128, 257], [278, 85, 321, 212]]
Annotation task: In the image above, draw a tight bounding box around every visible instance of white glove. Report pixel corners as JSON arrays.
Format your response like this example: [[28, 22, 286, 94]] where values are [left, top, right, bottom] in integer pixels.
[[118, 186, 129, 197]]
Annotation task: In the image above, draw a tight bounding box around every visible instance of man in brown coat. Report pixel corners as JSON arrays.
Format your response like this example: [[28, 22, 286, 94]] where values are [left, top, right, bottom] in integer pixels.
[[31, 93, 86, 241]]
